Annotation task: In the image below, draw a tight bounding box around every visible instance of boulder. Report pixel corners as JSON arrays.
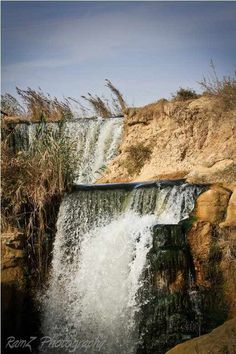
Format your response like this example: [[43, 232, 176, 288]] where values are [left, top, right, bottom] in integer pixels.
[[195, 186, 231, 224]]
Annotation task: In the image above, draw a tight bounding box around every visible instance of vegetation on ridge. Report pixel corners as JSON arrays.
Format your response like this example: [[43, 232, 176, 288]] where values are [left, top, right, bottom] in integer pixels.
[[80, 79, 127, 117], [1, 88, 73, 122], [172, 87, 200, 101], [171, 62, 236, 107], [199, 61, 236, 110], [1, 80, 127, 121]]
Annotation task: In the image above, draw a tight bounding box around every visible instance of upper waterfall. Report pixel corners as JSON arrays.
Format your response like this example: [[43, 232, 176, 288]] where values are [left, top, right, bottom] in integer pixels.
[[65, 118, 123, 183], [16, 117, 123, 183]]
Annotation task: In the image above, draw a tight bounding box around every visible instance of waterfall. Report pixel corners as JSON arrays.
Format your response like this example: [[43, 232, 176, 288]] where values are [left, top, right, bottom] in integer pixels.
[[14, 117, 123, 183], [64, 118, 123, 183], [41, 182, 202, 354]]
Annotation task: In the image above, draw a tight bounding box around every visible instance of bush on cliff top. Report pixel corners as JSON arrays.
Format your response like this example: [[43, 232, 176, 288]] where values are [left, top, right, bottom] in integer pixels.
[[199, 61, 236, 110], [172, 87, 200, 101]]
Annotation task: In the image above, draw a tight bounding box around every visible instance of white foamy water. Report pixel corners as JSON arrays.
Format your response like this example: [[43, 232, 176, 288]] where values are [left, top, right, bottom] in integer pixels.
[[64, 118, 123, 183], [41, 184, 201, 354]]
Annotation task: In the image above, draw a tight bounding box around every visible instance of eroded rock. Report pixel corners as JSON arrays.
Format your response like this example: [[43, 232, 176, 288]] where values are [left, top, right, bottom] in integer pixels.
[[220, 189, 236, 228], [187, 221, 212, 288], [195, 186, 231, 224]]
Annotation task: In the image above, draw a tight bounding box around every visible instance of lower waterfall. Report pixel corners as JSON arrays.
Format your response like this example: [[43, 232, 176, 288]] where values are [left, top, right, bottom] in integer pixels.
[[41, 182, 202, 354]]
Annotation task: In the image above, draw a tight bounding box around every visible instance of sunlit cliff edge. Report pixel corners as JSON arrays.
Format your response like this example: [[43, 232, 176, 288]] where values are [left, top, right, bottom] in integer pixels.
[[98, 96, 236, 185]]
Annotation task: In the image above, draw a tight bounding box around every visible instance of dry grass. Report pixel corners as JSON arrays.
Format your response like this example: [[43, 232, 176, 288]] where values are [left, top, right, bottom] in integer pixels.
[[172, 87, 200, 101], [16, 87, 73, 121], [124, 144, 152, 175], [81, 93, 112, 118], [1, 89, 73, 122], [199, 61, 236, 110], [1, 80, 126, 121], [1, 93, 26, 117], [105, 79, 127, 112], [1, 123, 78, 283], [81, 79, 127, 118]]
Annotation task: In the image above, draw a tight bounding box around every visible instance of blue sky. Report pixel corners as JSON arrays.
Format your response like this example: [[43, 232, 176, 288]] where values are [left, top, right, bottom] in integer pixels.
[[2, 1, 236, 106]]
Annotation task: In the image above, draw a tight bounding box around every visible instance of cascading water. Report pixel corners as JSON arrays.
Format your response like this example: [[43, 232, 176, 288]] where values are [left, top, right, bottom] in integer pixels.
[[64, 118, 123, 183], [14, 117, 123, 183], [41, 182, 202, 354]]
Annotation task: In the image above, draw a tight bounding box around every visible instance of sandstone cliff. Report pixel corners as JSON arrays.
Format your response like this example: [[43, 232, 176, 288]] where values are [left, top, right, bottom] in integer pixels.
[[98, 96, 236, 184]]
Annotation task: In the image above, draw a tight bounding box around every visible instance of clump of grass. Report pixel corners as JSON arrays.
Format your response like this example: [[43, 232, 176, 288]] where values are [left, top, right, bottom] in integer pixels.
[[81, 93, 112, 118], [1, 122, 78, 283], [16, 87, 73, 121], [105, 79, 127, 112], [81, 79, 127, 118], [124, 144, 152, 175], [1, 93, 26, 117], [172, 87, 200, 101], [199, 61, 236, 110], [2, 80, 126, 121]]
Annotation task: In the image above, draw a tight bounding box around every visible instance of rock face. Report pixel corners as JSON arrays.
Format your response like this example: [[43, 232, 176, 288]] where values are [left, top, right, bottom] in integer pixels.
[[166, 317, 236, 354], [195, 186, 231, 224], [187, 221, 212, 288], [1, 231, 39, 350], [98, 96, 236, 184], [169, 185, 236, 354], [139, 185, 236, 353], [1, 231, 27, 339], [139, 225, 207, 354], [221, 188, 236, 228], [1, 231, 26, 293], [194, 185, 236, 315]]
